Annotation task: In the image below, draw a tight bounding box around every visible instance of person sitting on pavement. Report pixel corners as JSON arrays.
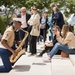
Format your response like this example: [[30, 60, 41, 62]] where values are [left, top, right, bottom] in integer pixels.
[[49, 25, 75, 61], [37, 25, 61, 57]]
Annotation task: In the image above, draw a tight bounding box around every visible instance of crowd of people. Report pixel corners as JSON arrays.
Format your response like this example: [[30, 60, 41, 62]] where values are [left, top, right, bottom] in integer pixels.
[[0, 3, 75, 72]]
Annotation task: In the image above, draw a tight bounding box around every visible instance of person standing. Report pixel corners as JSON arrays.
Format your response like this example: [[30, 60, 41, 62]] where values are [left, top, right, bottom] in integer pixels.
[[18, 7, 31, 51], [28, 5, 40, 55], [49, 3, 57, 41], [67, 14, 75, 32], [47, 16, 53, 41], [52, 6, 64, 29], [49, 3, 64, 42], [40, 12, 49, 42]]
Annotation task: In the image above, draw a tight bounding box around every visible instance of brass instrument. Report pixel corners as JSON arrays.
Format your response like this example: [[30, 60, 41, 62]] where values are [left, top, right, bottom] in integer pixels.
[[10, 28, 29, 63]]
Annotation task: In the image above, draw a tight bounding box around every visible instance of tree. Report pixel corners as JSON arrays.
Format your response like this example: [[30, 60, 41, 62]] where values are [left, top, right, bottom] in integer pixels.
[[0, 0, 75, 20], [0, 0, 17, 25], [64, 0, 75, 17], [0, 16, 6, 34], [0, 0, 28, 25]]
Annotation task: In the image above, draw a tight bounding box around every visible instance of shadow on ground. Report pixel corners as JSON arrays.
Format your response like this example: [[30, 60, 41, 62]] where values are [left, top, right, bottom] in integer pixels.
[[32, 63, 46, 65], [13, 65, 31, 72]]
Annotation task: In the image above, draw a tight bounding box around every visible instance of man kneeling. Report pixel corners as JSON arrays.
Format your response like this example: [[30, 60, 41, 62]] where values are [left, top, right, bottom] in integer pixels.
[[0, 19, 22, 72]]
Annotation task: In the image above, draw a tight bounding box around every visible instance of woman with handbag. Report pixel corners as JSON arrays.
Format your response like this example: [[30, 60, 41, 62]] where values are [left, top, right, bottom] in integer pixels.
[[40, 12, 49, 42]]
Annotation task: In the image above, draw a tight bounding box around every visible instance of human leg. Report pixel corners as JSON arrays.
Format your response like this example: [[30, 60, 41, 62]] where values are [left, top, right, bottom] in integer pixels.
[[0, 48, 12, 72], [50, 43, 75, 58], [43, 29, 46, 42], [38, 47, 52, 56]]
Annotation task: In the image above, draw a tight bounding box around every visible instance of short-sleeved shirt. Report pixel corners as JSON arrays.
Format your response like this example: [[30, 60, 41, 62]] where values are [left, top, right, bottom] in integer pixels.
[[0, 26, 15, 49]]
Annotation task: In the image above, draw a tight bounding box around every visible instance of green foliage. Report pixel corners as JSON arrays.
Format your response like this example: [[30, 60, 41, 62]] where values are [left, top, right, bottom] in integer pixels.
[[65, 0, 75, 16], [0, 16, 6, 34], [26, 0, 51, 9], [0, 0, 75, 17]]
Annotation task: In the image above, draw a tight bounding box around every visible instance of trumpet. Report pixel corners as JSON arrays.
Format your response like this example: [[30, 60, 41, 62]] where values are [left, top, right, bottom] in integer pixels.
[[10, 28, 29, 63]]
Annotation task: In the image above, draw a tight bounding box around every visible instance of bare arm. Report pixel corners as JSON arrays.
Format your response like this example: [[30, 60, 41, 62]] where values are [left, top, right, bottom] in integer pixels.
[[1, 40, 15, 54], [56, 32, 73, 45], [45, 43, 53, 47]]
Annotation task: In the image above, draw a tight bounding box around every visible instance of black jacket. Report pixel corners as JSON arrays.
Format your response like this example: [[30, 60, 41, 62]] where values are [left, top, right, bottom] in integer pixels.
[[17, 13, 31, 27], [53, 35, 57, 45], [52, 12, 64, 29]]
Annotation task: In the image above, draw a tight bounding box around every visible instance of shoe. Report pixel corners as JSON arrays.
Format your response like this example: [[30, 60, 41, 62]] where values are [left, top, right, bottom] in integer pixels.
[[42, 53, 51, 62], [11, 63, 15, 66], [28, 53, 35, 57], [43, 57, 51, 62], [36, 54, 42, 57]]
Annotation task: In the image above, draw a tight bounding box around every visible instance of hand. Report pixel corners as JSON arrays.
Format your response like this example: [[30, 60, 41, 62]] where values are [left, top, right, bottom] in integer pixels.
[[17, 41, 21, 46], [37, 25, 39, 30], [44, 44, 47, 47], [45, 44, 50, 47], [28, 21, 30, 25], [12, 50, 18, 58], [55, 29, 60, 37]]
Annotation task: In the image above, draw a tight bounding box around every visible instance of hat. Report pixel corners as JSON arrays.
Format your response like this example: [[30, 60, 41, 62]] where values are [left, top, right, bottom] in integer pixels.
[[13, 18, 24, 25], [13, 18, 22, 22]]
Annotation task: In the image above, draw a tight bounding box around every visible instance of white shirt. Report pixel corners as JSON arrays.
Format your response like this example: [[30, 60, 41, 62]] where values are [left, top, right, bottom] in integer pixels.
[[21, 15, 27, 28], [41, 16, 46, 24]]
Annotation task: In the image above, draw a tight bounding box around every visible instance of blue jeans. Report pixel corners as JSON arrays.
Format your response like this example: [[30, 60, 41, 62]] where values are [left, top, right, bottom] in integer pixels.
[[50, 43, 75, 58], [0, 46, 16, 72], [50, 28, 54, 41], [0, 48, 12, 72]]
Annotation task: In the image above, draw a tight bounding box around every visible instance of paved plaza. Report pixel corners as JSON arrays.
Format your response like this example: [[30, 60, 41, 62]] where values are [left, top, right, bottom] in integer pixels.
[[0, 42, 75, 75]]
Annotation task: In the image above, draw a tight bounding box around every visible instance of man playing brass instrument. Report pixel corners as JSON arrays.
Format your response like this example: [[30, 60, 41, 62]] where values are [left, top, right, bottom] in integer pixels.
[[0, 19, 22, 72]]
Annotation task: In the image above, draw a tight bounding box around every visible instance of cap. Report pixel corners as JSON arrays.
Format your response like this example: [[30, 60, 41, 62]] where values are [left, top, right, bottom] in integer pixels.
[[13, 18, 22, 22], [13, 18, 24, 25]]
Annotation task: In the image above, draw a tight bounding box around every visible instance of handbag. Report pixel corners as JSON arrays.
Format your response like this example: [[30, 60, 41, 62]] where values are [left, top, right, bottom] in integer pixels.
[[40, 23, 46, 29], [27, 26, 32, 33]]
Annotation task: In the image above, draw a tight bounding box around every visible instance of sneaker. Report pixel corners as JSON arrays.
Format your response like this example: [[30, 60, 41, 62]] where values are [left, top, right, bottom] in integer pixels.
[[42, 53, 51, 62], [36, 54, 42, 57], [43, 57, 51, 62]]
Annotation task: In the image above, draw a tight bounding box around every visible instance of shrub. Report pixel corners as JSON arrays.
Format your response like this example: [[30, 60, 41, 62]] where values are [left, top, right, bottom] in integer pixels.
[[0, 16, 6, 34]]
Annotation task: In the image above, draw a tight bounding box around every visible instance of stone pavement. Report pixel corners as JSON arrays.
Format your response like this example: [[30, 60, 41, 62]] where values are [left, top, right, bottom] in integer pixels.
[[0, 42, 75, 75]]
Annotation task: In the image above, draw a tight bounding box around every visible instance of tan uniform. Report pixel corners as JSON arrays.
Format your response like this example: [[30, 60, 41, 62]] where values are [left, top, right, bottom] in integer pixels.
[[0, 26, 15, 49]]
